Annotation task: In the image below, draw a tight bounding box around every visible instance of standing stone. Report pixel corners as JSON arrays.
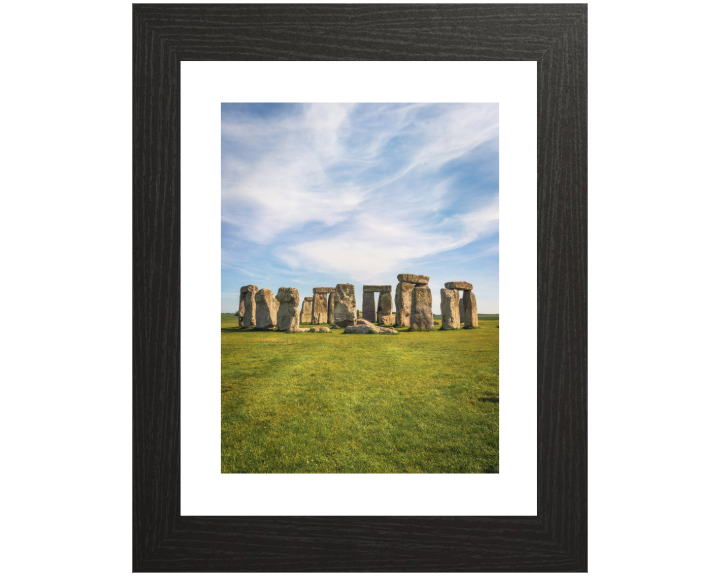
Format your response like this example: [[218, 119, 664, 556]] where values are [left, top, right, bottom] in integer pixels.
[[276, 287, 300, 332], [377, 292, 392, 319], [333, 283, 357, 327], [255, 288, 278, 329], [410, 285, 433, 330], [238, 286, 249, 326], [463, 290, 478, 328], [300, 297, 313, 323], [327, 292, 335, 324], [394, 282, 414, 327], [459, 294, 466, 324], [440, 288, 461, 329], [362, 291, 376, 323], [242, 285, 259, 328], [311, 291, 328, 324]]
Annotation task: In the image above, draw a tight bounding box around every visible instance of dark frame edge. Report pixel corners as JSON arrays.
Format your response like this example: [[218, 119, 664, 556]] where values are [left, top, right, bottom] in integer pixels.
[[133, 3, 587, 572]]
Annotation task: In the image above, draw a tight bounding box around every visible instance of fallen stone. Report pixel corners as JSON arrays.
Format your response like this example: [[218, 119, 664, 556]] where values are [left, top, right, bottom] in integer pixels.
[[444, 281, 473, 291], [254, 288, 278, 329], [362, 291, 376, 323], [308, 327, 330, 333], [300, 297, 313, 323], [363, 285, 392, 293], [242, 285, 259, 328], [397, 274, 429, 285], [463, 290, 478, 328], [344, 325, 398, 334], [394, 282, 414, 327], [356, 318, 373, 327], [378, 315, 394, 325], [440, 288, 461, 329], [276, 287, 300, 331], [333, 283, 357, 327], [410, 285, 433, 330]]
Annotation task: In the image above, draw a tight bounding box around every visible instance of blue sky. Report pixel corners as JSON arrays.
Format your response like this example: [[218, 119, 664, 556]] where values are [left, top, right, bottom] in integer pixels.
[[221, 103, 499, 314]]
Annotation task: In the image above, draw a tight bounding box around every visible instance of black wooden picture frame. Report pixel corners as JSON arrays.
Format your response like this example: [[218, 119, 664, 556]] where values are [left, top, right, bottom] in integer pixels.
[[133, 3, 587, 572]]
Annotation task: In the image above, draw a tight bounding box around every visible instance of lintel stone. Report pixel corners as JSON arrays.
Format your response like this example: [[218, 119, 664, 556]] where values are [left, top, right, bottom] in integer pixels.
[[363, 285, 392, 293], [444, 281, 473, 290]]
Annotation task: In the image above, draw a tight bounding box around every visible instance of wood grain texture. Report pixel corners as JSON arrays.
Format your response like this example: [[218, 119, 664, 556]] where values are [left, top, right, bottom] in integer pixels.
[[133, 4, 587, 572]]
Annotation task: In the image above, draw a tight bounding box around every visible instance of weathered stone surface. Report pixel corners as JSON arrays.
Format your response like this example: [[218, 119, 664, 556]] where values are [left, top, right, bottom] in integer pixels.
[[308, 326, 331, 333], [311, 292, 328, 324], [254, 288, 278, 329], [362, 291, 376, 323], [327, 292, 335, 324], [356, 318, 373, 327], [333, 284, 357, 327], [397, 274, 429, 285], [459, 294, 466, 324], [378, 315, 394, 325], [444, 281, 473, 291], [312, 287, 336, 294], [240, 285, 254, 294], [394, 282, 414, 327], [276, 287, 300, 306], [238, 292, 246, 323], [242, 285, 259, 328], [410, 285, 433, 330], [440, 288, 461, 329], [377, 292, 393, 319], [463, 290, 478, 328], [278, 304, 300, 331], [276, 288, 300, 332], [344, 325, 398, 334], [363, 285, 392, 293], [300, 297, 313, 323]]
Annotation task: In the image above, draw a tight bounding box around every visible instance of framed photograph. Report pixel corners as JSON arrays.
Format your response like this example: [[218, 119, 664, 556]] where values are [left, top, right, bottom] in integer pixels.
[[134, 3, 587, 571]]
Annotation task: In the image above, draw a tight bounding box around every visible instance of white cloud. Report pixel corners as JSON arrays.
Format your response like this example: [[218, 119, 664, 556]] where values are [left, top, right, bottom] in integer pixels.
[[222, 103, 499, 280]]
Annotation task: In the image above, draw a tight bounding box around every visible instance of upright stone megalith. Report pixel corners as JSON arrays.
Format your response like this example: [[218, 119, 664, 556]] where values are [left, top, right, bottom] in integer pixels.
[[410, 285, 434, 330], [440, 288, 461, 329], [333, 283, 357, 327], [255, 288, 278, 329], [362, 291, 376, 323], [377, 292, 393, 319], [300, 297, 313, 323], [327, 291, 335, 324], [394, 282, 414, 327], [242, 285, 259, 328], [463, 290, 478, 328], [311, 287, 334, 324], [395, 274, 429, 327], [238, 286, 249, 326], [362, 285, 391, 323], [276, 287, 300, 332]]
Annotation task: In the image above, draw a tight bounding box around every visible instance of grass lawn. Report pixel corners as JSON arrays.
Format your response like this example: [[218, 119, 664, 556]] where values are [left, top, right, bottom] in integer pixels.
[[221, 313, 499, 473]]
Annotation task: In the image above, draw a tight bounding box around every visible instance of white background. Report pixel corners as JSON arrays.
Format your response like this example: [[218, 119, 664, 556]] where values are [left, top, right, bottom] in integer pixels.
[[181, 61, 537, 516], [2, 0, 719, 574]]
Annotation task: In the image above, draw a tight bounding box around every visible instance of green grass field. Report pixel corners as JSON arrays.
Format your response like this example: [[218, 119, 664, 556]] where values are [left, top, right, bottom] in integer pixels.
[[221, 313, 499, 473]]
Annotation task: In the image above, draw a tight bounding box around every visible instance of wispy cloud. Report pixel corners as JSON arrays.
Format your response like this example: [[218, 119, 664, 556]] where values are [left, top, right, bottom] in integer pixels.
[[221, 103, 499, 311]]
